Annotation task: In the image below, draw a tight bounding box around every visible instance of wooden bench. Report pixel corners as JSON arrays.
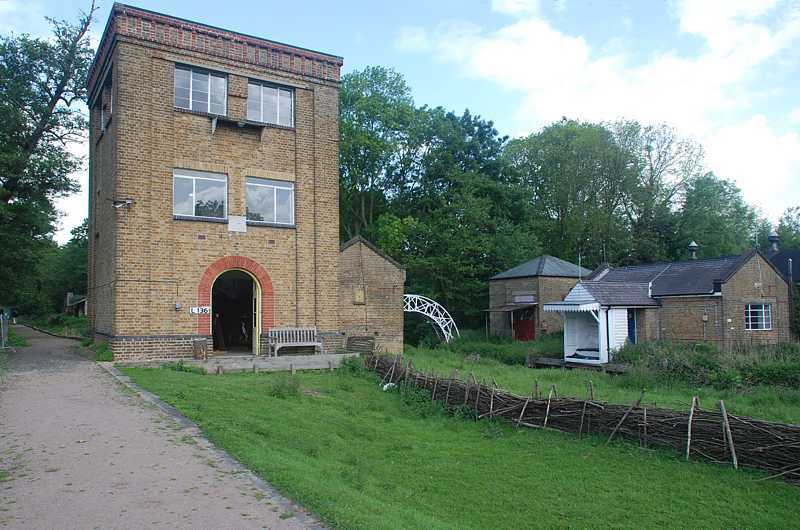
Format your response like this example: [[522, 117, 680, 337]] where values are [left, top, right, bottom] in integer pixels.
[[266, 327, 322, 357]]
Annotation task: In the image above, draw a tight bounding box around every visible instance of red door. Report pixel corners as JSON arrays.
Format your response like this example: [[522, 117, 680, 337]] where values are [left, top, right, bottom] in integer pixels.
[[513, 309, 536, 341]]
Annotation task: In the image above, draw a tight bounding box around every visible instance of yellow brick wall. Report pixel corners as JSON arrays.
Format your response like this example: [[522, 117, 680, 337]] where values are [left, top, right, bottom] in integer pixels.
[[338, 239, 406, 353], [88, 24, 342, 360]]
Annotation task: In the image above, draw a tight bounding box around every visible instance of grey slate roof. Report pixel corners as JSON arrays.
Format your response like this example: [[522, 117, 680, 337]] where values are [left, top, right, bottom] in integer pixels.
[[491, 255, 591, 280], [593, 254, 749, 296], [768, 249, 800, 283], [580, 282, 660, 306]]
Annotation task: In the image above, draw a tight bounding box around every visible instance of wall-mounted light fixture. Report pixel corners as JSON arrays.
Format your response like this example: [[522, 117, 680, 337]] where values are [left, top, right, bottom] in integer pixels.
[[110, 197, 134, 209]]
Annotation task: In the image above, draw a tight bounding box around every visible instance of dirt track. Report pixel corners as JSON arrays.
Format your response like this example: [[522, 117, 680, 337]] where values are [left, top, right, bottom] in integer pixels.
[[0, 326, 319, 529]]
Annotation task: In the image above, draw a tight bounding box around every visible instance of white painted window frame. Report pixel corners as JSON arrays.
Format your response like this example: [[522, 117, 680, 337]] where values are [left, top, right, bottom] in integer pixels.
[[173, 169, 228, 220], [245, 177, 295, 226], [744, 303, 772, 331], [246, 81, 294, 127], [174, 65, 227, 115]]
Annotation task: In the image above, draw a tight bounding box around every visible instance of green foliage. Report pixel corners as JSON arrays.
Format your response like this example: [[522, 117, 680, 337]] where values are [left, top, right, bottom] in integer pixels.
[[90, 341, 113, 362], [7, 327, 28, 347], [679, 173, 762, 257], [264, 374, 301, 399], [398, 385, 441, 418], [403, 344, 800, 423], [122, 367, 800, 529], [0, 7, 96, 310], [777, 206, 800, 250], [338, 355, 366, 376], [164, 361, 205, 375], [408, 330, 562, 366], [23, 313, 88, 337], [615, 341, 800, 391]]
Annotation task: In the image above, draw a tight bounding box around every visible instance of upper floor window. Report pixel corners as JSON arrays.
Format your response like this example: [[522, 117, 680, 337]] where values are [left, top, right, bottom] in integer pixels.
[[745, 303, 772, 330], [247, 81, 293, 127], [246, 177, 294, 225], [173, 169, 227, 220], [174, 65, 226, 115]]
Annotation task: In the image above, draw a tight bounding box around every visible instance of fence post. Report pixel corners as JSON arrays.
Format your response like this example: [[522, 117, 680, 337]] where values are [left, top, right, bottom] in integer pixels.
[[719, 400, 738, 469], [686, 396, 698, 461]]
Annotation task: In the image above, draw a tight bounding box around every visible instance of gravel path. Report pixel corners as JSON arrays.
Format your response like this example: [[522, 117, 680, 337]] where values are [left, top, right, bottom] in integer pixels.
[[0, 326, 320, 529]]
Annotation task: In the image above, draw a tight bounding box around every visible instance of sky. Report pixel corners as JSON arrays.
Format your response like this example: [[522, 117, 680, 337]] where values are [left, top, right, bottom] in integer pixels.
[[2, 0, 799, 244]]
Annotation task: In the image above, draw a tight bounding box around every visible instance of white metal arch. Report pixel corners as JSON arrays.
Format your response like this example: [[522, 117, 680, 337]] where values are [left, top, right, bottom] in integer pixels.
[[403, 294, 460, 343]]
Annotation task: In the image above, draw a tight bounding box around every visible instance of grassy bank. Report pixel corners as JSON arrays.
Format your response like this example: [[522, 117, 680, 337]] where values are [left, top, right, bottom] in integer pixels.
[[121, 365, 800, 529], [404, 345, 800, 424], [21, 314, 89, 338]]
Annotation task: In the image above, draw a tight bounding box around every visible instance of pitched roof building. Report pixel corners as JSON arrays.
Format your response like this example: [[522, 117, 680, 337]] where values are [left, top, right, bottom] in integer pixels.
[[545, 250, 792, 364], [487, 255, 590, 341]]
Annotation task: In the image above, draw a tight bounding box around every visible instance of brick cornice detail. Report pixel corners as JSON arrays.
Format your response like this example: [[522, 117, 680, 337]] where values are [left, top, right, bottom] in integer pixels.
[[89, 3, 342, 94], [196, 256, 275, 335]]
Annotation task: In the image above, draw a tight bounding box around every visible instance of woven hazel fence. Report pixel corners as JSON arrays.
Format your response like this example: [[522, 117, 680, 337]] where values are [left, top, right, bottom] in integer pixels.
[[366, 354, 800, 486]]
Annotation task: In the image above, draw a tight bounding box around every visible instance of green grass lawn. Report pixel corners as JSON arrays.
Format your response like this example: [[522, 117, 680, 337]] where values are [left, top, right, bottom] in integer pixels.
[[121, 366, 800, 529], [21, 314, 89, 338], [405, 345, 800, 424]]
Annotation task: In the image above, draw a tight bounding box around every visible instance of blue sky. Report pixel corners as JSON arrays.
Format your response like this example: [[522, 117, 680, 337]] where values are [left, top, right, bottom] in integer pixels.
[[2, 0, 798, 243]]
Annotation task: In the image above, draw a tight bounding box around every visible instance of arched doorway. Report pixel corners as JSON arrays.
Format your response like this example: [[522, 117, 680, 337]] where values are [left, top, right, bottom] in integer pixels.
[[211, 270, 261, 354]]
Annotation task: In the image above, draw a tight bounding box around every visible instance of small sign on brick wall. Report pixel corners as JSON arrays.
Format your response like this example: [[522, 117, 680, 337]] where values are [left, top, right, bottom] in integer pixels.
[[190, 306, 210, 315], [228, 215, 246, 233]]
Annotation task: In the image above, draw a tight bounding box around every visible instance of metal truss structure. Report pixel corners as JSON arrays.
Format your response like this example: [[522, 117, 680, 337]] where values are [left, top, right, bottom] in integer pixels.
[[403, 294, 460, 343]]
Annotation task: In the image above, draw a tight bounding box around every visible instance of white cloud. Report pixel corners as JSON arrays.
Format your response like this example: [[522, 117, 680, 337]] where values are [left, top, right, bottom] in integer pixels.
[[789, 107, 800, 123], [491, 0, 541, 16], [396, 0, 800, 221], [705, 115, 800, 220], [396, 25, 430, 52]]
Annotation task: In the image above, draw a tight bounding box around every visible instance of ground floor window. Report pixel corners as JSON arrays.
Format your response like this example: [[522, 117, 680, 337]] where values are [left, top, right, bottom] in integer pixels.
[[745, 303, 772, 330]]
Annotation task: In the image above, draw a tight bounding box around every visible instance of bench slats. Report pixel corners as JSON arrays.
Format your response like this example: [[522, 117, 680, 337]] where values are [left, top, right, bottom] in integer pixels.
[[265, 327, 322, 357]]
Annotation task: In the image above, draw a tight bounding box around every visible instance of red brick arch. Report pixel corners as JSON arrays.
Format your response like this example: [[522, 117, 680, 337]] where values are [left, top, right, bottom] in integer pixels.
[[197, 256, 275, 335]]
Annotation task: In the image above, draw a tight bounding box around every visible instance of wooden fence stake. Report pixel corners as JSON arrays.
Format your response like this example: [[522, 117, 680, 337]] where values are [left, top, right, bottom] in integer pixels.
[[489, 385, 496, 416], [588, 380, 594, 401], [686, 396, 698, 461], [517, 398, 530, 427], [534, 381, 540, 399], [444, 379, 452, 406], [431, 375, 438, 402], [578, 400, 588, 438], [553, 384, 559, 400], [543, 387, 554, 427], [719, 400, 738, 469], [606, 390, 645, 445], [643, 408, 648, 448]]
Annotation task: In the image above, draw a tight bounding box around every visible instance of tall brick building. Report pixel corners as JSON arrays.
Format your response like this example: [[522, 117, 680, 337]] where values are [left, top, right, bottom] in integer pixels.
[[87, 4, 403, 360]]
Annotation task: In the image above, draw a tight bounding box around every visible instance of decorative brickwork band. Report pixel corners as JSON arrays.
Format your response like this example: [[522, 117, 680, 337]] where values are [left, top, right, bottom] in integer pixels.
[[197, 256, 275, 335]]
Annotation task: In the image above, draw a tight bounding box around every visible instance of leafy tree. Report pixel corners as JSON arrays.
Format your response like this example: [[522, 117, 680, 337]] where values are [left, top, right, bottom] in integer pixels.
[[0, 4, 96, 308], [678, 173, 762, 258], [613, 121, 705, 262], [339, 66, 420, 240], [505, 119, 633, 267], [777, 207, 800, 250]]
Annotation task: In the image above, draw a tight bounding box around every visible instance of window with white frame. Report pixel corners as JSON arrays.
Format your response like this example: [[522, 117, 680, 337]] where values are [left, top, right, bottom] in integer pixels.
[[174, 65, 227, 115], [173, 169, 227, 219], [246, 177, 294, 225], [246, 81, 293, 127], [745, 303, 772, 330]]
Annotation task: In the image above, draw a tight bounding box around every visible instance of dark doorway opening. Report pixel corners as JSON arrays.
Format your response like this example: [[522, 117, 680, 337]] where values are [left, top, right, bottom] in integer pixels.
[[212, 270, 254, 353], [627, 309, 637, 345]]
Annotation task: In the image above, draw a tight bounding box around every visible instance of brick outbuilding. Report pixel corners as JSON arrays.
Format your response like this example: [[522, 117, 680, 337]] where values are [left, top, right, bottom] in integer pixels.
[[544, 250, 793, 364]]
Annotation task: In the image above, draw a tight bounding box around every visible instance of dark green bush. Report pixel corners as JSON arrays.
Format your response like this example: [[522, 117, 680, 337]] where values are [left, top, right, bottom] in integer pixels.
[[399, 386, 441, 418], [617, 341, 800, 390], [265, 374, 300, 398]]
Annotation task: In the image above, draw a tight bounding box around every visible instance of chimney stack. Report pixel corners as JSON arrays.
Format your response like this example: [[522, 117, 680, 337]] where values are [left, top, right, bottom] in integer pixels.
[[768, 229, 780, 253], [688, 240, 699, 260]]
